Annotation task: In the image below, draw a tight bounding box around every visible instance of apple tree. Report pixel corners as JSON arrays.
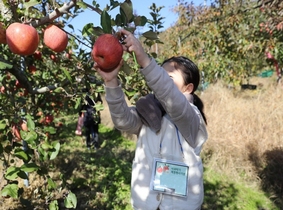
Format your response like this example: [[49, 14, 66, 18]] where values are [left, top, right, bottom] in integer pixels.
[[159, 0, 283, 87], [0, 0, 161, 208]]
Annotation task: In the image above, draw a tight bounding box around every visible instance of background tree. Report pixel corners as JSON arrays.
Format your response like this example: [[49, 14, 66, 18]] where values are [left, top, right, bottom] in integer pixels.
[[159, 0, 282, 86]]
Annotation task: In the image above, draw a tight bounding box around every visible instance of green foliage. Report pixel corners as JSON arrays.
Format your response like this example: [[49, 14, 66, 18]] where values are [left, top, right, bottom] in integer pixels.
[[49, 200, 59, 210], [1, 184, 18, 199], [159, 0, 282, 87], [64, 192, 77, 208]]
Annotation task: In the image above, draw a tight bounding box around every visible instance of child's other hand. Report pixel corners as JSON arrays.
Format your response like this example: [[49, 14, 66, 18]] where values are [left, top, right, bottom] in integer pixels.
[[94, 59, 123, 87], [120, 29, 151, 68]]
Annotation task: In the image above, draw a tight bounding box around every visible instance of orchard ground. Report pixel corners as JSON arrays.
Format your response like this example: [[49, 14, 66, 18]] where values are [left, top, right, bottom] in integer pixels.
[[0, 75, 283, 209]]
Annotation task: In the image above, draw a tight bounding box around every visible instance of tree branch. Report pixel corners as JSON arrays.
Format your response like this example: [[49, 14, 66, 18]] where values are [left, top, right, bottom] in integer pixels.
[[30, 0, 77, 27], [83, 1, 103, 15]]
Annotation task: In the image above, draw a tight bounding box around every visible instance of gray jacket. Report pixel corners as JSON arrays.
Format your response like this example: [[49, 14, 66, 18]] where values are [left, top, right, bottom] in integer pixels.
[[104, 59, 208, 210]]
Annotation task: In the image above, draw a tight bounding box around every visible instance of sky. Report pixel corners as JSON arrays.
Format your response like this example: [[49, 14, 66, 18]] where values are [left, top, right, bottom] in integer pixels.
[[67, 0, 209, 34]]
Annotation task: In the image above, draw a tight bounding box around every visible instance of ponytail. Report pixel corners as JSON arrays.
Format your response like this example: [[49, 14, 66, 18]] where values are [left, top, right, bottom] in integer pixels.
[[193, 93, 207, 125]]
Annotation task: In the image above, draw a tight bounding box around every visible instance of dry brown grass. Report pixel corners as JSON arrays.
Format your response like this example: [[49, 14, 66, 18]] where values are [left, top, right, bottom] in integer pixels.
[[201, 75, 283, 188]]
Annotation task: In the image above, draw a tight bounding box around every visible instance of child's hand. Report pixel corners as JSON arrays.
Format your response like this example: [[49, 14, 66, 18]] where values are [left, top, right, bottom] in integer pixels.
[[120, 29, 151, 68], [94, 59, 123, 87]]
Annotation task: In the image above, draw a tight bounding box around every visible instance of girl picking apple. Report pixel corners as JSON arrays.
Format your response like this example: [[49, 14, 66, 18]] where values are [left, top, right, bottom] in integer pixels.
[[95, 29, 208, 210]]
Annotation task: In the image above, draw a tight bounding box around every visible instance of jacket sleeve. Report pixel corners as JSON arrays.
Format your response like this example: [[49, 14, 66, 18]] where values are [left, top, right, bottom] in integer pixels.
[[140, 59, 201, 148], [104, 83, 142, 135]]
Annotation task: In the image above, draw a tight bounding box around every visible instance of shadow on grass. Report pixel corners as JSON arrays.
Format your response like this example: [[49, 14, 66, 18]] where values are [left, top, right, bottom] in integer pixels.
[[201, 168, 239, 210], [50, 121, 135, 209], [248, 146, 283, 209]]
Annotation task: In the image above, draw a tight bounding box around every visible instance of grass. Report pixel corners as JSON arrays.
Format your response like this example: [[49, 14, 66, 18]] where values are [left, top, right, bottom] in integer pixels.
[[1, 75, 283, 209], [201, 75, 283, 209], [202, 167, 277, 210], [51, 121, 136, 209]]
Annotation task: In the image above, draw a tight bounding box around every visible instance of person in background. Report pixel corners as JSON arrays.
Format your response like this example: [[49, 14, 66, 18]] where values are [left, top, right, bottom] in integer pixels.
[[75, 113, 84, 136], [76, 88, 102, 149], [95, 29, 208, 210]]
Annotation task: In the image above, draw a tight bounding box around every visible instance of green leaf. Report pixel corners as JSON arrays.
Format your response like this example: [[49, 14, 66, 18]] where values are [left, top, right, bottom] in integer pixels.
[[0, 61, 13, 70], [115, 14, 124, 26], [94, 103, 104, 112], [67, 24, 74, 31], [101, 10, 112, 34], [54, 87, 63, 93], [42, 72, 47, 79], [26, 114, 35, 130], [41, 142, 53, 150], [92, 26, 104, 37], [109, 0, 120, 9], [50, 141, 60, 160], [5, 166, 20, 180], [17, 170, 29, 180], [82, 23, 94, 37], [20, 162, 39, 173], [120, 1, 134, 23], [134, 16, 147, 27], [142, 31, 159, 40], [62, 68, 72, 83], [0, 120, 6, 130], [43, 126, 56, 134], [14, 149, 30, 162], [64, 192, 77, 208], [23, 0, 40, 9], [49, 200, 59, 210], [75, 98, 82, 110], [38, 146, 49, 161], [1, 184, 18, 199], [47, 177, 57, 190], [21, 130, 37, 143], [76, 1, 88, 9]]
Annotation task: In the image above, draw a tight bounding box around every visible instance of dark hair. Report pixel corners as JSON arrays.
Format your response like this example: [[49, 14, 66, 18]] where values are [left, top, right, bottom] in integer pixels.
[[162, 56, 207, 124]]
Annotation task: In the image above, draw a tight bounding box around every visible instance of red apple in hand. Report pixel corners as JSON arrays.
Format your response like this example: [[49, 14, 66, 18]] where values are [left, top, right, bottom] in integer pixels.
[[91, 34, 123, 72]]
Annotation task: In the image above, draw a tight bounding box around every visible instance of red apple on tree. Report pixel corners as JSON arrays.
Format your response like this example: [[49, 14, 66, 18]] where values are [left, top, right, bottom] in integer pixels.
[[28, 65, 36, 74], [20, 120, 28, 131], [91, 34, 123, 72], [12, 124, 21, 141], [33, 50, 42, 60], [50, 54, 57, 62], [45, 114, 54, 124], [44, 24, 68, 53], [15, 80, 23, 89], [0, 86, 5, 94], [6, 23, 39, 55], [65, 52, 72, 59]]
